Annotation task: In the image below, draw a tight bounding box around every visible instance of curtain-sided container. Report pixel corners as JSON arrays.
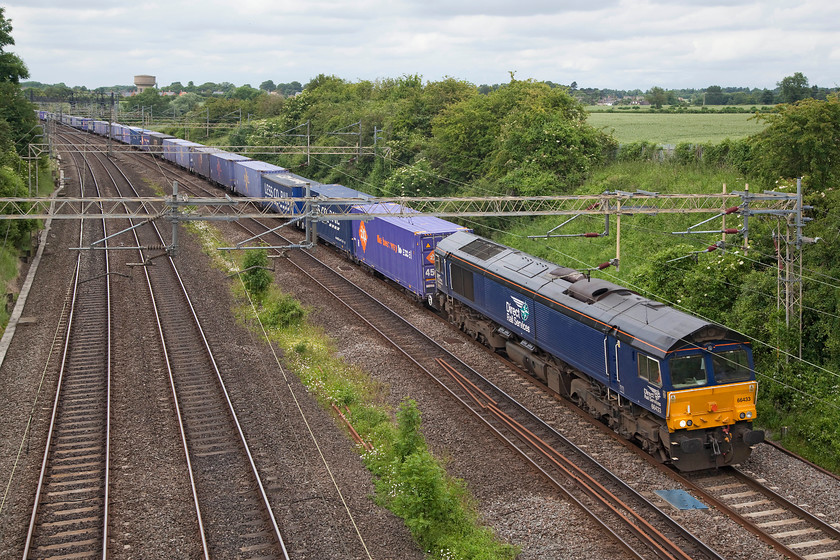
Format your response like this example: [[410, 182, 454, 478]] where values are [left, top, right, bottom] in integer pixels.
[[174, 141, 203, 169], [162, 138, 201, 168], [192, 147, 221, 178], [208, 152, 251, 190], [128, 127, 146, 146], [307, 184, 374, 253]]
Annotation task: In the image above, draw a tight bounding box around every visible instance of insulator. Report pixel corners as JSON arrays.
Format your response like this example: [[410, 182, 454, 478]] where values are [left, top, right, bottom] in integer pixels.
[[583, 232, 600, 238], [724, 206, 740, 215], [723, 228, 739, 234], [706, 245, 718, 252], [597, 262, 611, 270]]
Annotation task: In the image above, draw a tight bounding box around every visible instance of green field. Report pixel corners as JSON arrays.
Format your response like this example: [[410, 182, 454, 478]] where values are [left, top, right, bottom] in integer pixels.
[[586, 111, 768, 145]]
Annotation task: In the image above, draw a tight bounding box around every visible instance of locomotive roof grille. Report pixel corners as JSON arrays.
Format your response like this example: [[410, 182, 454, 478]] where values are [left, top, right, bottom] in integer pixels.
[[460, 238, 505, 260]]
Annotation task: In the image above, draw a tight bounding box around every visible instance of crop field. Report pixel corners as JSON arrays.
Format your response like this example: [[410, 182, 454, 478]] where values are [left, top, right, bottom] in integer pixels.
[[586, 111, 768, 145]]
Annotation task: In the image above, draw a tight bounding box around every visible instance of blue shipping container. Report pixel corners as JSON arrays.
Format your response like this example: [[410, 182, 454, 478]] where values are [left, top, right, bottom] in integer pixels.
[[161, 138, 182, 164], [352, 204, 469, 298], [128, 127, 145, 146], [162, 138, 199, 167], [192, 147, 220, 179], [175, 141, 203, 169], [232, 160, 286, 198], [208, 152, 250, 190], [261, 172, 319, 215]]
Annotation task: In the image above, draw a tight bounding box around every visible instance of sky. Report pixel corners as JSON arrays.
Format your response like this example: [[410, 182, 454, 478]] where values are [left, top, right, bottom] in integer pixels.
[[4, 0, 839, 92]]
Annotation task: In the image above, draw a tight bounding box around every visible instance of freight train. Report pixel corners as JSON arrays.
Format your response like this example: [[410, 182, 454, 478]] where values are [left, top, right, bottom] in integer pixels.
[[41, 110, 764, 470]]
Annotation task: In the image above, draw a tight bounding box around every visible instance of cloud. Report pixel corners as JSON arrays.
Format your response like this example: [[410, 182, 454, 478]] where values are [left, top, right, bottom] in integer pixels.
[[5, 0, 840, 89]]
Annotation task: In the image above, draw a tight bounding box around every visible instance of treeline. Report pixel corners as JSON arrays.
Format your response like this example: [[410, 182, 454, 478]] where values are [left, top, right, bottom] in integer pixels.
[[0, 8, 40, 251], [25, 71, 836, 111], [21, 80, 304, 103]]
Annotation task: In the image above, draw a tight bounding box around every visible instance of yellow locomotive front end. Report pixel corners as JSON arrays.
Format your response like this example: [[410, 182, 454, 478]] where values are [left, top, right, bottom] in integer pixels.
[[660, 345, 764, 470], [667, 380, 758, 432]]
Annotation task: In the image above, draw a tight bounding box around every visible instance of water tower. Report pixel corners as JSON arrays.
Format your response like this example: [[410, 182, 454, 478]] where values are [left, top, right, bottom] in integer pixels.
[[134, 75, 156, 93]]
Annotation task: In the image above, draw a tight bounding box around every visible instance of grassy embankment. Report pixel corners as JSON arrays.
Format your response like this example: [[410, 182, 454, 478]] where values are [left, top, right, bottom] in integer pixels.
[[0, 162, 51, 329]]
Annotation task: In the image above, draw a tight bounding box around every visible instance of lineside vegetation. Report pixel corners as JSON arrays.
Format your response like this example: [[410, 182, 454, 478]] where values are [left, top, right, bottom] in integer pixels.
[[236, 248, 518, 559]]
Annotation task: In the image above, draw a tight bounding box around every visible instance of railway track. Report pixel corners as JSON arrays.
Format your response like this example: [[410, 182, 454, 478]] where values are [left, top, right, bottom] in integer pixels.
[[682, 467, 840, 560], [22, 133, 113, 559], [103, 137, 290, 559], [29, 126, 290, 558]]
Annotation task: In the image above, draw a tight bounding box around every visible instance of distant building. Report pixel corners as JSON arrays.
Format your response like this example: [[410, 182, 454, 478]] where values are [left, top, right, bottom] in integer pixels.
[[134, 75, 156, 93]]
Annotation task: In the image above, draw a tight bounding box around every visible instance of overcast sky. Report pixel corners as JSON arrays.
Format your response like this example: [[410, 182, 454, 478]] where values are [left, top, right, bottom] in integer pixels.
[[4, 0, 838, 91]]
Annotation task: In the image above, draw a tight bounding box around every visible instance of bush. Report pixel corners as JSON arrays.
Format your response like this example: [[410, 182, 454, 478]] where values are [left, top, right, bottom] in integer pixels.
[[618, 141, 661, 162], [241, 249, 272, 297], [259, 293, 306, 328], [370, 399, 519, 559]]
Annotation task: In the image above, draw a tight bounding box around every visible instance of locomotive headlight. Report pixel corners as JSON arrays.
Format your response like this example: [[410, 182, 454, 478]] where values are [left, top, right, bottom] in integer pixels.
[[679, 420, 686, 428], [746, 411, 752, 419], [686, 420, 692, 426], [740, 412, 745, 419]]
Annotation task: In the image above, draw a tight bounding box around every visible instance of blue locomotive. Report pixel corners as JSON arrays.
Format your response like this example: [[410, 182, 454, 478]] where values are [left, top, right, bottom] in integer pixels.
[[434, 231, 764, 471]]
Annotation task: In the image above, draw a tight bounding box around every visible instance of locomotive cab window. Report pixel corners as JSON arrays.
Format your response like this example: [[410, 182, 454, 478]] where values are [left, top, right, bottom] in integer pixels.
[[637, 354, 661, 386], [669, 354, 707, 389], [711, 349, 752, 383]]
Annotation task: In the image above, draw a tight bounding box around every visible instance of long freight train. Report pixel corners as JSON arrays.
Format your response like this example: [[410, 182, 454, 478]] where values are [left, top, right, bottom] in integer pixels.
[[42, 110, 764, 470]]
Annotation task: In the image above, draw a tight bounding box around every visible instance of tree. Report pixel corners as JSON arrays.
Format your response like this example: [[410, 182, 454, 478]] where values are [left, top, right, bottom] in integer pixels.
[[0, 8, 28, 83], [170, 92, 201, 115], [749, 95, 840, 189], [0, 8, 37, 247], [276, 81, 302, 97], [122, 87, 171, 116], [646, 86, 667, 109], [704, 85, 726, 105], [259, 79, 276, 92], [760, 88, 775, 105], [431, 79, 615, 191], [778, 72, 810, 104], [227, 84, 262, 101]]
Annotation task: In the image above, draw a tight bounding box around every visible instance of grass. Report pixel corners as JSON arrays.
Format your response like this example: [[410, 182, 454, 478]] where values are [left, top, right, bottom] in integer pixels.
[[586, 111, 768, 144]]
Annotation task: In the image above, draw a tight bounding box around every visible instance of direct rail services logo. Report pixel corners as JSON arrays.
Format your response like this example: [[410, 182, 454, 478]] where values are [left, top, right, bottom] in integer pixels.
[[505, 296, 531, 333]]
